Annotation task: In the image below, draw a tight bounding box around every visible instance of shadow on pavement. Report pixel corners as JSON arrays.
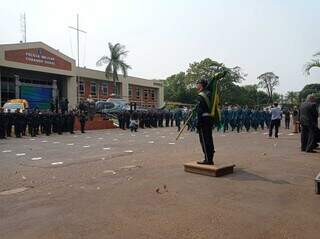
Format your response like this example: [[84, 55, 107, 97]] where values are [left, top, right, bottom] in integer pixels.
[[226, 168, 290, 185]]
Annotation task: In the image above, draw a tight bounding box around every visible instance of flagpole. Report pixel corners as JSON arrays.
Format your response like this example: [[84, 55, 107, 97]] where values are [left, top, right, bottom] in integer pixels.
[[176, 110, 194, 141]]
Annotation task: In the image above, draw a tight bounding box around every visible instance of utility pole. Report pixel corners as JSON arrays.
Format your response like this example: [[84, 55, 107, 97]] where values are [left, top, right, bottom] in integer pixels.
[[68, 14, 86, 104]]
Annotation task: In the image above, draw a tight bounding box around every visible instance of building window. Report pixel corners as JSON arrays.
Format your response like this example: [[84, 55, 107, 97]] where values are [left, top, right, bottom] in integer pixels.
[[144, 89, 148, 100], [90, 82, 97, 96], [102, 83, 108, 96], [129, 85, 132, 97], [79, 80, 85, 96], [136, 87, 140, 98], [150, 89, 155, 100]]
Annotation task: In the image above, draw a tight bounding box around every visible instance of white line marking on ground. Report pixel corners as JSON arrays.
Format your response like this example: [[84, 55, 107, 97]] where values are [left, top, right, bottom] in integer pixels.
[[31, 157, 42, 161], [86, 137, 92, 139], [124, 150, 133, 153], [67, 143, 74, 146], [51, 162, 63, 165], [29, 139, 35, 141], [148, 141, 154, 144], [83, 145, 90, 148], [41, 140, 48, 143], [103, 170, 116, 175], [113, 139, 119, 141], [288, 133, 294, 136], [103, 147, 111, 150], [168, 143, 175, 145], [53, 141, 60, 144], [2, 150, 12, 153], [0, 187, 29, 196], [16, 153, 26, 156], [98, 137, 104, 140]]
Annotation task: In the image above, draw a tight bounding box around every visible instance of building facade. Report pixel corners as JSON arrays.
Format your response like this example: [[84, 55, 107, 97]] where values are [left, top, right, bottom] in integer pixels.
[[0, 42, 164, 109]]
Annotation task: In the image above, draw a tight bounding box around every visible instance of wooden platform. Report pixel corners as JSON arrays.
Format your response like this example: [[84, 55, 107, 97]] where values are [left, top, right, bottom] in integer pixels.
[[184, 162, 235, 177]]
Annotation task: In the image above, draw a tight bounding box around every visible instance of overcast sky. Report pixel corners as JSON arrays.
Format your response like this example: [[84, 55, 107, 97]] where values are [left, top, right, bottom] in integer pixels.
[[0, 0, 319, 93]]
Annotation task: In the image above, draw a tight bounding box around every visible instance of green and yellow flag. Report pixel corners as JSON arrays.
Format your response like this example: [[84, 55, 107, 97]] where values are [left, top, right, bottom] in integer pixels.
[[202, 71, 226, 123]]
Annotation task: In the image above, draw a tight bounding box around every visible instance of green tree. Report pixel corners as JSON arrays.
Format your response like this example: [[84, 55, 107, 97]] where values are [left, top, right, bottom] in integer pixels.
[[305, 52, 320, 75], [257, 72, 279, 103], [239, 84, 268, 108], [164, 72, 197, 104], [186, 58, 246, 104], [299, 84, 320, 102], [285, 91, 300, 105], [97, 42, 131, 95]]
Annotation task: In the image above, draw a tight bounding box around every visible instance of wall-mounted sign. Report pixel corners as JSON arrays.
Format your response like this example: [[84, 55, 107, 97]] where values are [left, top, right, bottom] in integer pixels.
[[5, 48, 72, 71]]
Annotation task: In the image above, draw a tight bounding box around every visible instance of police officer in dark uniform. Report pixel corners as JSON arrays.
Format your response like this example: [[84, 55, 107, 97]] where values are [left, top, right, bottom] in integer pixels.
[[124, 110, 130, 129], [174, 107, 183, 132], [6, 109, 13, 137], [0, 108, 7, 139], [68, 110, 76, 134], [14, 108, 24, 138], [56, 110, 64, 135], [42, 110, 52, 136], [79, 111, 87, 133], [196, 78, 215, 165], [29, 109, 38, 137]]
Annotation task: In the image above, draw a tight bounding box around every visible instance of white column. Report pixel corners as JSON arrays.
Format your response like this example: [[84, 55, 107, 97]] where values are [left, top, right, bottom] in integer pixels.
[[158, 84, 164, 107], [67, 76, 77, 110], [122, 81, 129, 101]]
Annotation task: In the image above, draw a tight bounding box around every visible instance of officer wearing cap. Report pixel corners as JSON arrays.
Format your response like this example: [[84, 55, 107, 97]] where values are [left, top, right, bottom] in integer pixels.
[[196, 77, 215, 165]]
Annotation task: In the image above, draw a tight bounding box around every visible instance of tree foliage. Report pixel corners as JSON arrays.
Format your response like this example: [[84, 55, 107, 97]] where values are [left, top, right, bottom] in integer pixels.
[[285, 91, 300, 105], [97, 42, 131, 94], [186, 58, 247, 104], [299, 84, 320, 103], [305, 52, 320, 75], [257, 72, 279, 103], [163, 72, 197, 104], [163, 58, 273, 108]]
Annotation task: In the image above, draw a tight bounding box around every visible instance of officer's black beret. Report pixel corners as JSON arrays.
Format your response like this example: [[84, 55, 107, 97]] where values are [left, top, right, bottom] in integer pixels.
[[196, 77, 208, 86]]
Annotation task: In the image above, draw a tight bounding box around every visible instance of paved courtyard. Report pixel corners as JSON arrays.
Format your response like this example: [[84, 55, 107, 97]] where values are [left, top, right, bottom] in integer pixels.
[[0, 126, 319, 239]]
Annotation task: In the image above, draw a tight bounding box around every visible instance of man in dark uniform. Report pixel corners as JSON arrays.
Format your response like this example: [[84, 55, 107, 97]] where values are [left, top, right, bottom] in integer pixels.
[[300, 95, 318, 152], [56, 110, 64, 135], [42, 110, 52, 136], [0, 108, 7, 139], [174, 107, 183, 132], [196, 78, 215, 165], [14, 108, 24, 138], [29, 109, 38, 137], [124, 110, 130, 130], [79, 111, 87, 133], [6, 109, 13, 137], [68, 110, 76, 134]]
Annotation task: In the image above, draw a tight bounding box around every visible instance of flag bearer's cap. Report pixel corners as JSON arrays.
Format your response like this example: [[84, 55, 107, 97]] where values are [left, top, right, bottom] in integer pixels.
[[196, 77, 208, 87]]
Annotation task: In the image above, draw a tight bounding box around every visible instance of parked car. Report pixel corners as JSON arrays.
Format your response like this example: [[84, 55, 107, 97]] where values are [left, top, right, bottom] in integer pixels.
[[3, 99, 29, 112]]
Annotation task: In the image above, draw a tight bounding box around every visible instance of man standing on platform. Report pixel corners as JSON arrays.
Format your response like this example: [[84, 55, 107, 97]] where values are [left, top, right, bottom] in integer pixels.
[[196, 78, 215, 165]]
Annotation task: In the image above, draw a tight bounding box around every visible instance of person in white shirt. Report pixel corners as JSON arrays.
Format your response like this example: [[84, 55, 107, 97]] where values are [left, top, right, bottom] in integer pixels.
[[269, 102, 282, 138]]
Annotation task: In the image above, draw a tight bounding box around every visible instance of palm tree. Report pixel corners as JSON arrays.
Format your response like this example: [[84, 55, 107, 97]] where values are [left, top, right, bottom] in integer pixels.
[[97, 42, 131, 95], [305, 51, 320, 75]]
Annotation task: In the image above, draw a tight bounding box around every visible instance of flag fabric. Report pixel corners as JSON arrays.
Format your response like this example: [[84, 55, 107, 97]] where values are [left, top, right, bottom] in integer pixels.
[[203, 71, 226, 122]]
